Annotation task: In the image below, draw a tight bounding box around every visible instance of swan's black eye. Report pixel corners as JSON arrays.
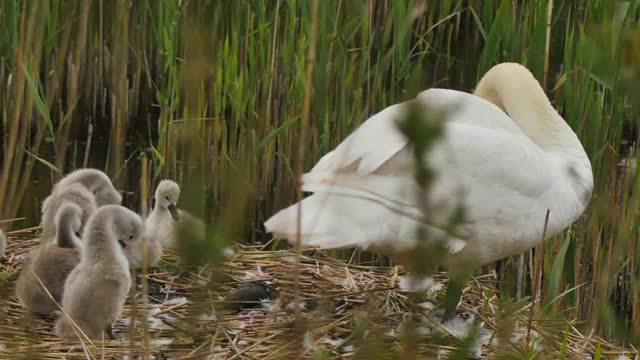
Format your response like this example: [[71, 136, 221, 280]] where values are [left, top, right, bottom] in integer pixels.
[[165, 196, 170, 201], [129, 235, 133, 240], [75, 232, 81, 238]]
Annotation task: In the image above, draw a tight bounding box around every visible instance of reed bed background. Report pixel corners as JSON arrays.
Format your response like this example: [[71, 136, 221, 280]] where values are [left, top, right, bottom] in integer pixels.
[[1, 0, 640, 358]]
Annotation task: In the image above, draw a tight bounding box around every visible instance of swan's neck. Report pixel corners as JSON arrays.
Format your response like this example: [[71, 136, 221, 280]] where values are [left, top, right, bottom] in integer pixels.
[[55, 204, 81, 248], [151, 203, 169, 216], [82, 229, 117, 262], [57, 217, 77, 249], [82, 214, 123, 263], [474, 63, 593, 206], [474, 63, 583, 156]]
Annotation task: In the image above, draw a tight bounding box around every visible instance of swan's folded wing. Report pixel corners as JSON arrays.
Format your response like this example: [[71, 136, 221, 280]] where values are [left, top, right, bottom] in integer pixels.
[[263, 190, 467, 254], [416, 88, 524, 135], [282, 122, 552, 253], [310, 103, 410, 175], [301, 172, 470, 233], [432, 121, 553, 200], [309, 88, 525, 177], [301, 172, 421, 217], [291, 172, 471, 252]]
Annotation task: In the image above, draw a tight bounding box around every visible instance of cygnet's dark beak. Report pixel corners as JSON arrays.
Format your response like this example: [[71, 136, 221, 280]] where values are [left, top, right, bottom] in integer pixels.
[[168, 203, 180, 221], [118, 240, 127, 248]]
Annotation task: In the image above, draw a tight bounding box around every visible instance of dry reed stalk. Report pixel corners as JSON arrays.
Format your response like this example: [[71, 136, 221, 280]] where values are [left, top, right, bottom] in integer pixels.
[[55, 1, 91, 171], [11, 1, 56, 216], [543, 0, 554, 91], [109, 0, 130, 185], [83, 123, 94, 168], [294, 0, 320, 323], [140, 156, 151, 359], [2, 2, 49, 226], [0, 0, 28, 214]]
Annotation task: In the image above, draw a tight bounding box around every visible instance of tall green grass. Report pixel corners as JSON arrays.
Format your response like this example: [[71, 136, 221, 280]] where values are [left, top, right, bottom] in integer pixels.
[[1, 0, 639, 351]]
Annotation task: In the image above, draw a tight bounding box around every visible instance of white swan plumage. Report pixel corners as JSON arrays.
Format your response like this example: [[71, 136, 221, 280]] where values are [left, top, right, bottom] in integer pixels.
[[264, 63, 593, 317]]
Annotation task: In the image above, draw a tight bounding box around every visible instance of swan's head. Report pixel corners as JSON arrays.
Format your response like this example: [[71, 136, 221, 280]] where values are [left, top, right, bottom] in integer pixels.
[[56, 202, 84, 239], [155, 180, 181, 221], [109, 206, 144, 250], [57, 169, 122, 206]]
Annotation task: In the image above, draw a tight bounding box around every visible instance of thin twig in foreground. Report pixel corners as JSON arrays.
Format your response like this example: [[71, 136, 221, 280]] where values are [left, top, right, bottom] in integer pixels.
[[527, 209, 550, 344]]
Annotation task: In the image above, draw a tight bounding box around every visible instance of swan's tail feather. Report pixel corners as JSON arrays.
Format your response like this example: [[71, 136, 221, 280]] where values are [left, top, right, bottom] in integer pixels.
[[265, 172, 469, 254], [301, 173, 421, 218], [264, 187, 422, 252], [264, 195, 364, 250]]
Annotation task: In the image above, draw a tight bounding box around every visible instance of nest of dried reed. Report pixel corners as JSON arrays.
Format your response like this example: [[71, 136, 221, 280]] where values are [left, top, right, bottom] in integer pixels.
[[0, 228, 636, 359]]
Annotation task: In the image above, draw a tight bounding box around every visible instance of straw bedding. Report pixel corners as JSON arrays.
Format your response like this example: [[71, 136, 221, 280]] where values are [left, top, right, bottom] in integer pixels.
[[0, 228, 636, 359]]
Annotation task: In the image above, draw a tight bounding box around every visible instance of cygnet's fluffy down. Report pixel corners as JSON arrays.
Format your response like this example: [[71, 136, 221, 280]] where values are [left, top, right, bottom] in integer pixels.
[[146, 180, 205, 249], [54, 205, 143, 340], [40, 184, 96, 240], [41, 169, 121, 240], [16, 203, 83, 315], [123, 234, 162, 268], [0, 229, 6, 259]]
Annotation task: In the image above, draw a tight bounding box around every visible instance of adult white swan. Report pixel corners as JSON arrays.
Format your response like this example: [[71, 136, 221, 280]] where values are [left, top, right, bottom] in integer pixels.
[[264, 63, 593, 320]]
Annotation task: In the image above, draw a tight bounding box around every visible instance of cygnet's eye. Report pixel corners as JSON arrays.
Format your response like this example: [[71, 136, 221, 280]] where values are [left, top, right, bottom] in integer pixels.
[[75, 232, 81, 238], [129, 235, 133, 240], [165, 196, 170, 201]]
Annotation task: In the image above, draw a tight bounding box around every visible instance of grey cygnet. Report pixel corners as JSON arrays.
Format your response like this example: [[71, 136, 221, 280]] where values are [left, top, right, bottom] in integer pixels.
[[16, 203, 83, 315], [41, 169, 121, 239], [54, 205, 142, 340]]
